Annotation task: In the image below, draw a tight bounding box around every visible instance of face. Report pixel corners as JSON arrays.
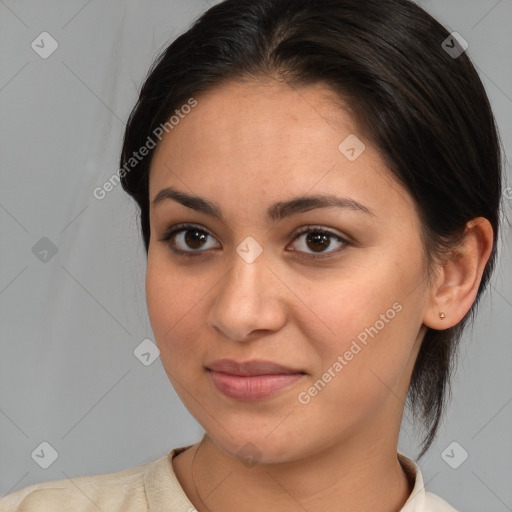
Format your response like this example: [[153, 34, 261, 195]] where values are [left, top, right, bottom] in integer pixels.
[[146, 80, 433, 464]]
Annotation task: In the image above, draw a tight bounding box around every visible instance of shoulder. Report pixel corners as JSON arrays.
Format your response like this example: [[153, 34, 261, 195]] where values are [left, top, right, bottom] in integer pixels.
[[0, 456, 162, 512], [424, 491, 459, 512], [397, 453, 459, 512]]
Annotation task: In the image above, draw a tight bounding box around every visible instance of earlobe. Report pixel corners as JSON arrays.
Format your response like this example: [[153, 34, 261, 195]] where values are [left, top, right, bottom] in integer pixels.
[[423, 217, 494, 330]]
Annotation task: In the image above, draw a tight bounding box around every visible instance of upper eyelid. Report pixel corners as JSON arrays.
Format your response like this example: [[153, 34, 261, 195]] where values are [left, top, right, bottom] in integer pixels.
[[164, 223, 345, 239]]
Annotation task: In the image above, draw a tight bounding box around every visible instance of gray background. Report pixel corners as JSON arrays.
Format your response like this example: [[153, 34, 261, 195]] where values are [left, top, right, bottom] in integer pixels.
[[0, 0, 511, 510]]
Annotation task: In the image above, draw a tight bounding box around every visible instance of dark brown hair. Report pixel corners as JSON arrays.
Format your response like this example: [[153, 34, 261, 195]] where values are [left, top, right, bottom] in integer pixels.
[[119, 0, 502, 457]]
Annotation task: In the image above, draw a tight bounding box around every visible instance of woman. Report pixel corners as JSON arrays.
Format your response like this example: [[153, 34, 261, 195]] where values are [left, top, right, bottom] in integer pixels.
[[0, 0, 502, 510]]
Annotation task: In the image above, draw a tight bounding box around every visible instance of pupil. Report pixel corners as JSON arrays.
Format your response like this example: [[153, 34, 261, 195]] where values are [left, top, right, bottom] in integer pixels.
[[307, 232, 329, 252], [185, 230, 207, 249]]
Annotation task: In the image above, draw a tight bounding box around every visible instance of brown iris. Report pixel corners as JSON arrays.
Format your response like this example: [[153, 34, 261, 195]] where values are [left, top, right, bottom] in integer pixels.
[[306, 232, 330, 253], [184, 229, 208, 250]]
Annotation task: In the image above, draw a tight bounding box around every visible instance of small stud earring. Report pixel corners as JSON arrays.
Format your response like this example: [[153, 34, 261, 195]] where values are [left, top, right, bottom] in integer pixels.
[[439, 312, 446, 319]]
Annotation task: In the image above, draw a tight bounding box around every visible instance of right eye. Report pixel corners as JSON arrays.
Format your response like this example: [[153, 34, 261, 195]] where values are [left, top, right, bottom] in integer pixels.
[[159, 223, 221, 257]]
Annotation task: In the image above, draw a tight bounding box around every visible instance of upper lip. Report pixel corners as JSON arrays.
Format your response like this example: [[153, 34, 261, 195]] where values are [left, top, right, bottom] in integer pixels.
[[206, 359, 305, 376]]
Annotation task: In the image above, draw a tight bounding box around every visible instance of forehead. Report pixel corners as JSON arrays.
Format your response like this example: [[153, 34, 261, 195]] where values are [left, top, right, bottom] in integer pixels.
[[148, 79, 416, 221], [151, 79, 353, 160]]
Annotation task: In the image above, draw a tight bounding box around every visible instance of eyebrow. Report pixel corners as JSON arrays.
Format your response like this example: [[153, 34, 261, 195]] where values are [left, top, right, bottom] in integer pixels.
[[151, 186, 375, 222]]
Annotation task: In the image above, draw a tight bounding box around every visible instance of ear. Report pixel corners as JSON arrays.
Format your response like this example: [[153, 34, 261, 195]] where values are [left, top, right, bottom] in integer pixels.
[[423, 217, 494, 330]]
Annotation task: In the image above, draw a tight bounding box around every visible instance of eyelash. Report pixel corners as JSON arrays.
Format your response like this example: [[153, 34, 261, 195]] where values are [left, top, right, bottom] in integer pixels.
[[158, 222, 352, 260]]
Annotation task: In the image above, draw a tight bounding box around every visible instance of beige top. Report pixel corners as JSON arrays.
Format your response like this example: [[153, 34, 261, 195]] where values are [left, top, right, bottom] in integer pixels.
[[0, 446, 458, 511]]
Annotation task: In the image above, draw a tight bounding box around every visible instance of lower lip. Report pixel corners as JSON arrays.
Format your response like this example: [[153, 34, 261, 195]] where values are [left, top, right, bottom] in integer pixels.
[[208, 370, 304, 401]]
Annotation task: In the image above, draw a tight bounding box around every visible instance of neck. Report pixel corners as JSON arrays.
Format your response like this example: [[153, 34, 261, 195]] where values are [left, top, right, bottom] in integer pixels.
[[173, 431, 412, 512]]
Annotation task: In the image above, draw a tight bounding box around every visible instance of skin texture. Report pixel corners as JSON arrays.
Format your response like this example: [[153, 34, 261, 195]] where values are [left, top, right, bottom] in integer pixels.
[[145, 79, 493, 512]]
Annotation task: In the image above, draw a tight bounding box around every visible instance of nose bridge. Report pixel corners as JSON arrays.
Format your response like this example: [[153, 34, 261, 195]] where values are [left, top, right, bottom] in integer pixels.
[[227, 234, 272, 299], [226, 255, 261, 303], [207, 246, 286, 341]]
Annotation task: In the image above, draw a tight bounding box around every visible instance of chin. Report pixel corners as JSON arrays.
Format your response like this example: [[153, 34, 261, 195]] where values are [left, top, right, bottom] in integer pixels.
[[202, 423, 320, 467]]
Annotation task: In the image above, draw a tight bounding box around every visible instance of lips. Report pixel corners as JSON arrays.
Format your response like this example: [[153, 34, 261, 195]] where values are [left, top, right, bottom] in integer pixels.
[[206, 359, 305, 376], [206, 359, 306, 401]]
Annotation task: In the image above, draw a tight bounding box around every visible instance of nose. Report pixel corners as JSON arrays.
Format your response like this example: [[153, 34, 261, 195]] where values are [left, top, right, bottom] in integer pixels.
[[207, 250, 288, 342]]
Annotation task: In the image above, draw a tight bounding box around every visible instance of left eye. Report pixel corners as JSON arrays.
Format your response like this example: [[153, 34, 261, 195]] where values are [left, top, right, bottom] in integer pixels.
[[288, 227, 349, 258], [159, 223, 349, 259]]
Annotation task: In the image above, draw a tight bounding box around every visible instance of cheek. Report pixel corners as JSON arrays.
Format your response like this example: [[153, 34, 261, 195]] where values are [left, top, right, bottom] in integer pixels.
[[293, 250, 426, 396], [298, 259, 421, 349], [145, 256, 205, 365]]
